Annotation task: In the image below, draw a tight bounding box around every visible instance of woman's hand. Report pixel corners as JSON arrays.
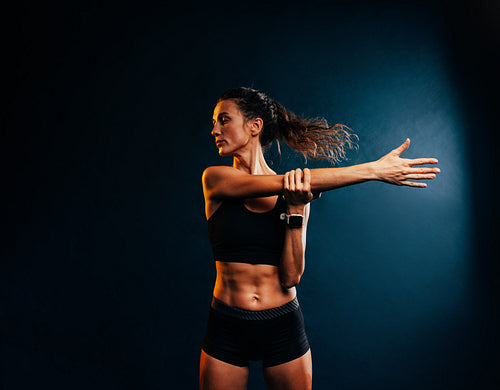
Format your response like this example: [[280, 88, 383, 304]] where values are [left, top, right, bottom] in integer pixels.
[[284, 168, 321, 210], [373, 139, 440, 188]]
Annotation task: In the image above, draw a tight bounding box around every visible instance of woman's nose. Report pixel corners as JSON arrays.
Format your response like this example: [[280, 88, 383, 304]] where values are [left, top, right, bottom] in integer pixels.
[[211, 125, 221, 137]]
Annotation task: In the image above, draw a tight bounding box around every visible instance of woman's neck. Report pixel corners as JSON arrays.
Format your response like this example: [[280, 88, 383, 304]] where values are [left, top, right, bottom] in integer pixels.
[[233, 143, 275, 175]]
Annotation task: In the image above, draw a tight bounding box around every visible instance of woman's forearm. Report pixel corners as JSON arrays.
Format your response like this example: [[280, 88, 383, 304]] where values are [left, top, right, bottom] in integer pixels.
[[309, 162, 377, 193], [280, 229, 305, 288], [279, 204, 309, 289]]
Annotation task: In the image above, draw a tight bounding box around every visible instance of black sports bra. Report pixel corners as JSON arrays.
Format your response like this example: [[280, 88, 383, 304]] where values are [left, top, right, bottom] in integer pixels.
[[207, 196, 287, 266]]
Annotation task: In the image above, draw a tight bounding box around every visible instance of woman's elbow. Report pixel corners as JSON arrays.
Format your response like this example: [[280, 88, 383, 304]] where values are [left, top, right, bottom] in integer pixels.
[[281, 273, 302, 289]]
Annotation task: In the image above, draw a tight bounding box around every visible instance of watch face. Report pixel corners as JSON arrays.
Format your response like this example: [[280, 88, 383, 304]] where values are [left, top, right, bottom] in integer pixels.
[[288, 215, 303, 228]]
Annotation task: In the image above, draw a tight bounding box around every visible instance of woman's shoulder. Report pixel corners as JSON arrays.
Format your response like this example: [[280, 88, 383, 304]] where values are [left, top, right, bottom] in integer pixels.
[[202, 165, 277, 179], [203, 165, 247, 179], [202, 165, 282, 204], [203, 165, 238, 177], [202, 166, 241, 191]]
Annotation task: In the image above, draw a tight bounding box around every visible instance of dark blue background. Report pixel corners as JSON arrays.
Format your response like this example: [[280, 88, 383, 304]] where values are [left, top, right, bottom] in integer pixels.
[[3, 1, 499, 389]]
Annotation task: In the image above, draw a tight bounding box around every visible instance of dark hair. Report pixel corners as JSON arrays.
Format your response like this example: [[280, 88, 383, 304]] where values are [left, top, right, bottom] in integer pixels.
[[218, 87, 357, 164]]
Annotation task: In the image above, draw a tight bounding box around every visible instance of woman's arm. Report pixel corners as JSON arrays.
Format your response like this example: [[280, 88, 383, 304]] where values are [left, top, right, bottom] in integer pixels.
[[279, 169, 313, 288], [202, 139, 440, 200], [310, 139, 439, 191]]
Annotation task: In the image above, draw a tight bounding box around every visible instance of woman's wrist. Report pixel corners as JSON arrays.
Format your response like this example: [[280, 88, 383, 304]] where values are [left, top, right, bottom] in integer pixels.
[[364, 161, 380, 181], [286, 204, 306, 215]]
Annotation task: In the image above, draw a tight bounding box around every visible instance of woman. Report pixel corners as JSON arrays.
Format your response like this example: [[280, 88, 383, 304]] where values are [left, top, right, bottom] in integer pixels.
[[200, 87, 439, 390]]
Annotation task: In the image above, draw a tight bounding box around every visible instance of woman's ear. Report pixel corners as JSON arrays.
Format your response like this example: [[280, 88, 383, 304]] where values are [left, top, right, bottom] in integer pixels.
[[249, 117, 263, 136]]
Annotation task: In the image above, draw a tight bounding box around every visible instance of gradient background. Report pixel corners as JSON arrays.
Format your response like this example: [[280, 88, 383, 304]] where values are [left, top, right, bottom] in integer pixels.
[[3, 1, 499, 389]]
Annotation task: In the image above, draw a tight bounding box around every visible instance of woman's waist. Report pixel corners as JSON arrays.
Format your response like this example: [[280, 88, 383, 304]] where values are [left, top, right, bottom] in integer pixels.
[[210, 295, 300, 320], [213, 280, 296, 311]]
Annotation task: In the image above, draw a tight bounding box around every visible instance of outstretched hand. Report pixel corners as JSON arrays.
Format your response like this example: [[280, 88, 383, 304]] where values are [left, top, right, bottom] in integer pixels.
[[374, 138, 440, 188], [284, 168, 322, 205]]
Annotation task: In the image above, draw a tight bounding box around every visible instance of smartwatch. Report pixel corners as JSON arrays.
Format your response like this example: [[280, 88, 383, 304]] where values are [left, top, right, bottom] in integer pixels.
[[280, 213, 304, 228]]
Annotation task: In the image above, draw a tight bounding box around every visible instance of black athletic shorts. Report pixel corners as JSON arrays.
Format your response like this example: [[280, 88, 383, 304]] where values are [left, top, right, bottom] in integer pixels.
[[201, 297, 310, 367]]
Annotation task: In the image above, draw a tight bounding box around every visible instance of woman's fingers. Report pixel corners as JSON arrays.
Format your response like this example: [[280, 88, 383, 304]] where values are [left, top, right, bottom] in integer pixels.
[[283, 168, 316, 204], [405, 173, 437, 180], [303, 168, 311, 190], [289, 169, 295, 191], [303, 168, 313, 200], [402, 181, 428, 188], [295, 168, 302, 190], [408, 166, 440, 174], [284, 169, 312, 187], [376, 140, 440, 188], [392, 138, 410, 156], [407, 157, 439, 166]]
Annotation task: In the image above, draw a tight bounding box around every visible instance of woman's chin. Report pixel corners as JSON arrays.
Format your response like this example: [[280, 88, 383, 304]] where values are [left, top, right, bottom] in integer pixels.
[[218, 148, 232, 157]]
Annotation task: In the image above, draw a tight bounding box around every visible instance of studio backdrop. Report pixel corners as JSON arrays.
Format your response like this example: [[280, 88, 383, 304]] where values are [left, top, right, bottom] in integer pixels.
[[3, 1, 498, 389]]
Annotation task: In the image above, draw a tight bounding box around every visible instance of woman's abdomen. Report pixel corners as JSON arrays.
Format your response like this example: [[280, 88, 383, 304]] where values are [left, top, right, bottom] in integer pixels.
[[213, 261, 296, 311]]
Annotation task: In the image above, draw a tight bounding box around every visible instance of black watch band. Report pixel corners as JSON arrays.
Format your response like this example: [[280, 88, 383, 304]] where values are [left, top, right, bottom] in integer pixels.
[[280, 213, 304, 228]]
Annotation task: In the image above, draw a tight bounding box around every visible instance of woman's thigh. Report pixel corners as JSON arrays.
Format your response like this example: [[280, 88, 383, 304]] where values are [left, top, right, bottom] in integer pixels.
[[199, 350, 250, 390], [262, 349, 312, 390]]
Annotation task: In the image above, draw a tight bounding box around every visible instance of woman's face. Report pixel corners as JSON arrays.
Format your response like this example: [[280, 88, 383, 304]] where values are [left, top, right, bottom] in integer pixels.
[[211, 99, 256, 157]]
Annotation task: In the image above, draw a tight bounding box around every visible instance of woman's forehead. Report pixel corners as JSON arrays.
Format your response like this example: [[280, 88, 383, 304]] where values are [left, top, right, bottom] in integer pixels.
[[213, 100, 240, 117]]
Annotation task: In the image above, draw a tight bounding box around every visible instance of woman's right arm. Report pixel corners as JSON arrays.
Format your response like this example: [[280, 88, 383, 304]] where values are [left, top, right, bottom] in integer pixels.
[[311, 139, 440, 191], [202, 139, 440, 200]]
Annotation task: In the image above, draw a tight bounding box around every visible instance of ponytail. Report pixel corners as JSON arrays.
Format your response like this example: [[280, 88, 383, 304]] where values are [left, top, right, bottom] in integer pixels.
[[218, 87, 357, 164], [272, 100, 357, 164]]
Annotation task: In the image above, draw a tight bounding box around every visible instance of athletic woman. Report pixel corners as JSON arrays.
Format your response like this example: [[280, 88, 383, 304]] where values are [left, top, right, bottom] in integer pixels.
[[200, 87, 439, 390]]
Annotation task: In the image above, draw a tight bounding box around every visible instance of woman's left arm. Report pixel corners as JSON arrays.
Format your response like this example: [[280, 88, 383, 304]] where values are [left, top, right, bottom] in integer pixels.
[[279, 168, 315, 289]]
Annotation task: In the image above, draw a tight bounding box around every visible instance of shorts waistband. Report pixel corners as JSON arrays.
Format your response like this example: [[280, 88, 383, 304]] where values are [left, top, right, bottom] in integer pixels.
[[211, 297, 299, 320]]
